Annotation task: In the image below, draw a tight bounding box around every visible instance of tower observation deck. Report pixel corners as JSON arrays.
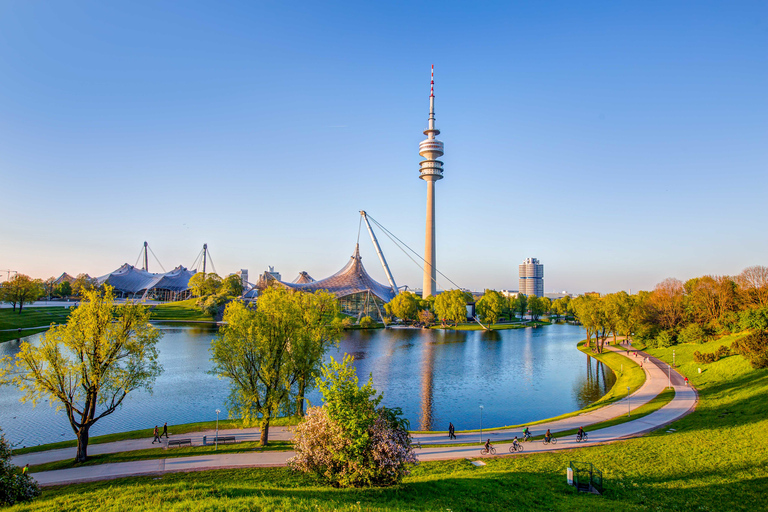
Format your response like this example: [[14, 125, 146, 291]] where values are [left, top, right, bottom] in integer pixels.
[[420, 65, 444, 298]]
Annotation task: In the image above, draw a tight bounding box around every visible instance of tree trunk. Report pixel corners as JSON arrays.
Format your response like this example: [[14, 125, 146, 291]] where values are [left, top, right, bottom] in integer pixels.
[[75, 425, 90, 463], [296, 379, 306, 417], [259, 416, 270, 446]]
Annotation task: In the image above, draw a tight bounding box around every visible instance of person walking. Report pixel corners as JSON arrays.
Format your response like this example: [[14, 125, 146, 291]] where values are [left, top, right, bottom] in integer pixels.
[[162, 422, 169, 439], [448, 422, 456, 440], [684, 376, 689, 386], [21, 464, 29, 475], [152, 425, 161, 444]]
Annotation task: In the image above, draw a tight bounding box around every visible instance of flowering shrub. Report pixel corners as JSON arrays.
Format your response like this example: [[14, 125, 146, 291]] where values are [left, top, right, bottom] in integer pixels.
[[0, 430, 41, 506], [289, 356, 417, 487]]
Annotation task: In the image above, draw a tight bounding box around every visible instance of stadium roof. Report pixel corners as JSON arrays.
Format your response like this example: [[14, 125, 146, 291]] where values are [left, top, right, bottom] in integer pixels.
[[277, 245, 396, 302], [96, 264, 196, 294]]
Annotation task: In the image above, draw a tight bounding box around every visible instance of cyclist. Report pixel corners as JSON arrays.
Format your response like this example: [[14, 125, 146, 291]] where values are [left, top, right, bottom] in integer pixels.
[[544, 429, 552, 443], [512, 436, 520, 451], [523, 426, 531, 441], [484, 438, 491, 453], [577, 426, 585, 441]]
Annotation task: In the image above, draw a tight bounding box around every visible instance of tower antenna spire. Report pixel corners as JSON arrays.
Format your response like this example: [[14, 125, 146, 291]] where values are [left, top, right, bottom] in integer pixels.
[[430, 64, 434, 98]]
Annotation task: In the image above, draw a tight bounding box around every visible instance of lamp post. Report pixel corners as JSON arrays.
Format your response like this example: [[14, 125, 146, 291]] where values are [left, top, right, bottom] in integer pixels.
[[673, 349, 676, 368], [627, 386, 631, 417], [479, 405, 484, 444], [668, 365, 671, 390], [215, 409, 221, 451]]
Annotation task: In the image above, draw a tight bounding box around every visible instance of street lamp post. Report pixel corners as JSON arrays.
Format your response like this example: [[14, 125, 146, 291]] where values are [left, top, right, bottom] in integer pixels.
[[215, 409, 221, 451], [479, 405, 484, 444], [673, 349, 676, 368], [668, 365, 671, 389], [627, 386, 631, 417]]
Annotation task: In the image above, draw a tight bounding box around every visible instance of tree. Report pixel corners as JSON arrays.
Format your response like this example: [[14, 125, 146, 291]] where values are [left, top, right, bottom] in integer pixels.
[[511, 294, 527, 320], [475, 289, 505, 327], [648, 278, 686, 330], [571, 295, 611, 352], [539, 296, 551, 317], [188, 272, 222, 297], [418, 309, 434, 327], [0, 274, 42, 313], [685, 275, 736, 327], [0, 288, 162, 462], [289, 355, 417, 487], [736, 265, 768, 308], [221, 274, 244, 298], [0, 429, 40, 506], [55, 281, 72, 298], [527, 295, 544, 320], [43, 277, 56, 300], [210, 287, 309, 445], [433, 290, 467, 326], [384, 291, 420, 322], [289, 291, 342, 417], [71, 274, 95, 297]]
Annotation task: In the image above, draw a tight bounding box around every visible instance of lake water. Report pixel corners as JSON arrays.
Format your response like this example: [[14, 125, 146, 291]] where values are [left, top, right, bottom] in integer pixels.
[[0, 323, 614, 447]]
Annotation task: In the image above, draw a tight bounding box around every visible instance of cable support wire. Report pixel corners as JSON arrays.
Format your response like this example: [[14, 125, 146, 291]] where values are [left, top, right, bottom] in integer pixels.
[[190, 249, 204, 273], [364, 214, 463, 292], [147, 245, 166, 273], [134, 247, 145, 269]]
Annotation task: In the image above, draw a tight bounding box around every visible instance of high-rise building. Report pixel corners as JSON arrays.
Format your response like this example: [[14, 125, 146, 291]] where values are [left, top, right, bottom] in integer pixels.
[[419, 65, 444, 298], [519, 258, 544, 297]]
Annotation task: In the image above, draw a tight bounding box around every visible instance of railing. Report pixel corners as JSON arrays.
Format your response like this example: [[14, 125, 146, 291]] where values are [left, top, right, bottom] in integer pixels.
[[569, 461, 603, 494]]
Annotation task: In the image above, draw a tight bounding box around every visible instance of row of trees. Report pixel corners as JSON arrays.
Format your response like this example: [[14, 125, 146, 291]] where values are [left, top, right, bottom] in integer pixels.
[[385, 288, 573, 328], [188, 272, 245, 316], [570, 265, 768, 354], [0, 273, 99, 312]]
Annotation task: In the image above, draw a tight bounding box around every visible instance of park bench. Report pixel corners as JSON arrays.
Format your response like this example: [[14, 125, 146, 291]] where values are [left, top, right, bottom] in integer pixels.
[[167, 438, 192, 448], [213, 436, 236, 444]]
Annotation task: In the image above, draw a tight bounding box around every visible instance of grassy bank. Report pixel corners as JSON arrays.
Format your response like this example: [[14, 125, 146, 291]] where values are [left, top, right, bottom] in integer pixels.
[[11, 332, 767, 511], [29, 441, 293, 474], [13, 417, 300, 455], [149, 299, 214, 322], [0, 307, 73, 343]]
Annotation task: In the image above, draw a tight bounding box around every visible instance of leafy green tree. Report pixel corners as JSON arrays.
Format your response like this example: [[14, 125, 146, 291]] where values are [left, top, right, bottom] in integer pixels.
[[43, 277, 56, 300], [0, 429, 40, 506], [359, 316, 375, 328], [211, 287, 335, 444], [188, 272, 222, 297], [552, 296, 571, 319], [528, 295, 546, 321], [71, 274, 95, 297], [475, 289, 505, 327], [512, 294, 528, 320], [55, 281, 72, 298], [571, 294, 611, 352], [0, 288, 163, 462], [732, 330, 768, 369], [418, 309, 434, 327], [433, 290, 467, 326], [289, 355, 416, 487], [679, 323, 709, 344], [539, 296, 551, 317], [0, 274, 42, 313], [221, 274, 244, 297], [385, 291, 420, 322], [289, 291, 341, 417]]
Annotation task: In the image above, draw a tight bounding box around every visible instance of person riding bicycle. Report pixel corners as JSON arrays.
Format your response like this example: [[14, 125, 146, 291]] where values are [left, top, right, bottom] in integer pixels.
[[577, 426, 585, 441], [484, 438, 491, 452], [512, 436, 520, 450], [523, 426, 531, 440], [544, 429, 552, 443]]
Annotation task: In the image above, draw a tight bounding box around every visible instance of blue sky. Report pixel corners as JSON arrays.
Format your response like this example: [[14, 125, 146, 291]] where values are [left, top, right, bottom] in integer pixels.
[[1, 1, 766, 293]]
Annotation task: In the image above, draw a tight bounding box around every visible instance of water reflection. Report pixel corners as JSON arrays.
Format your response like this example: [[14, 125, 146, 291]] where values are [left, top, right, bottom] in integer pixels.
[[0, 323, 613, 446]]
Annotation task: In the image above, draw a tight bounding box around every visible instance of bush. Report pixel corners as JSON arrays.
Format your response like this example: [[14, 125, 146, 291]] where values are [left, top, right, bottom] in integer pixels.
[[196, 293, 228, 317], [739, 308, 768, 332], [289, 356, 417, 487], [651, 330, 677, 348], [0, 430, 41, 506], [679, 323, 708, 344], [693, 346, 731, 365], [732, 330, 768, 369], [340, 317, 354, 328], [359, 316, 375, 328]]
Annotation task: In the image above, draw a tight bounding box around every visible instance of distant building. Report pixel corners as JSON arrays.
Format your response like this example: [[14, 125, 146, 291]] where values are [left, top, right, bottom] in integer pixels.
[[500, 290, 520, 299], [544, 291, 571, 300], [519, 258, 544, 297]]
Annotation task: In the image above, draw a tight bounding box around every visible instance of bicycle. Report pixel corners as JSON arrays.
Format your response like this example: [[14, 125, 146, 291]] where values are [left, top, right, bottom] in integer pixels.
[[523, 432, 532, 442], [576, 432, 588, 443], [509, 441, 524, 453], [543, 436, 557, 445], [480, 444, 497, 455]]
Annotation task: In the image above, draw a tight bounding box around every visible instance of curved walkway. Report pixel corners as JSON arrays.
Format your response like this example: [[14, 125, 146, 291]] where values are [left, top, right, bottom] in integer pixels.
[[22, 344, 697, 486]]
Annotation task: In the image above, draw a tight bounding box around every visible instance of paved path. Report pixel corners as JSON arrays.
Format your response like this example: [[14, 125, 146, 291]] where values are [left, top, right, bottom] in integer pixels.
[[24, 343, 697, 486]]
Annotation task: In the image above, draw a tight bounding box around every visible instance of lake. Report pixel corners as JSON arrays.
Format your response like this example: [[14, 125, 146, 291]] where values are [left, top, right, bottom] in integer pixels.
[[0, 322, 614, 447]]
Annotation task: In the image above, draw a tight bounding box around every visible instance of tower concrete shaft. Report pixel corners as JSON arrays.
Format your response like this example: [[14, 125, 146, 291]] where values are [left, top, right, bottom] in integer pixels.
[[419, 65, 444, 298]]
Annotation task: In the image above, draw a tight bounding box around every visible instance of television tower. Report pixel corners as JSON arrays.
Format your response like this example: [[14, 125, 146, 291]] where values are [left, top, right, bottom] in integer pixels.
[[419, 65, 444, 298]]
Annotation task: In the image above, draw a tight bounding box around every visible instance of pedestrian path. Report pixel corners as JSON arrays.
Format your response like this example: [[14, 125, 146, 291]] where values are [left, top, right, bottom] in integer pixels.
[[24, 343, 697, 486]]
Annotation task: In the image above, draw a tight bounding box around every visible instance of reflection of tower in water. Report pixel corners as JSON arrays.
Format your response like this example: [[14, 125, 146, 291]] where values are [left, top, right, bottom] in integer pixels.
[[419, 338, 435, 430]]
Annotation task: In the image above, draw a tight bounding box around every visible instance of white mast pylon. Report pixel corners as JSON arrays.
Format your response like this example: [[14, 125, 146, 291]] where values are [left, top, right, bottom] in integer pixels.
[[360, 211, 398, 297]]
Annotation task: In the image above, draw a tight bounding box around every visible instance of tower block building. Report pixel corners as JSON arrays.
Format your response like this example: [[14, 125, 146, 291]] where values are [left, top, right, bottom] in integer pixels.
[[419, 65, 444, 298]]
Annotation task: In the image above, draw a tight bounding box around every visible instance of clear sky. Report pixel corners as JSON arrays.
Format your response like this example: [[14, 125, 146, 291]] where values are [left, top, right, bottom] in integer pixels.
[[1, 1, 766, 294]]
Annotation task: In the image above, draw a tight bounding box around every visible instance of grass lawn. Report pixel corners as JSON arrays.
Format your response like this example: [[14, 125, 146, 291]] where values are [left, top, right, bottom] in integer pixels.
[[0, 307, 73, 343], [149, 299, 214, 322], [11, 332, 766, 511], [13, 417, 301, 455]]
